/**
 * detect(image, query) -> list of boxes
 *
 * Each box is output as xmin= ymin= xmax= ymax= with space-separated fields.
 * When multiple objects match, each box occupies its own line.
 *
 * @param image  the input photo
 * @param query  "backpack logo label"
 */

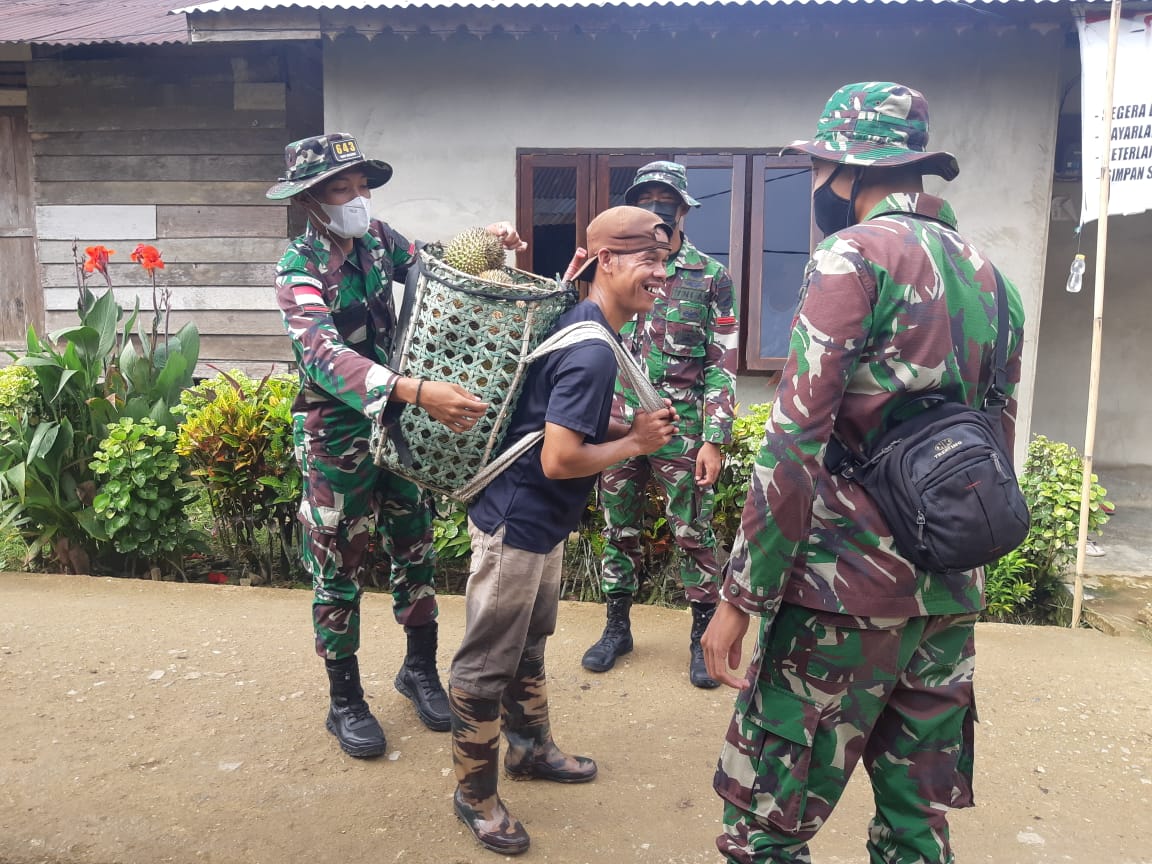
xmin=933 ymin=437 xmax=961 ymax=459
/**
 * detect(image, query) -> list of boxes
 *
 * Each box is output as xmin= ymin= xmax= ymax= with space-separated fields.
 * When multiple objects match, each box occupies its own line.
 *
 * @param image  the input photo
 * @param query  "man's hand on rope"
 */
xmin=628 ymin=399 xmax=679 ymax=456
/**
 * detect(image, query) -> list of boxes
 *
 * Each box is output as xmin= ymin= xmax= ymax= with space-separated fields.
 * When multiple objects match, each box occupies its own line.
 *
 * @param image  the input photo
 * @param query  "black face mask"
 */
xmin=812 ymin=166 xmax=860 ymax=236
xmin=636 ymin=200 xmax=680 ymax=230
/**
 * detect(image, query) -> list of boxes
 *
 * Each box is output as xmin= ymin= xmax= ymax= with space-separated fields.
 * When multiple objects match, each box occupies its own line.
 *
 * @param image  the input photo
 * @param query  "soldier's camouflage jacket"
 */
xmin=721 ymin=193 xmax=1025 ymax=621
xmin=275 ymin=219 xmax=415 ymax=426
xmin=615 ymin=236 xmax=739 ymax=443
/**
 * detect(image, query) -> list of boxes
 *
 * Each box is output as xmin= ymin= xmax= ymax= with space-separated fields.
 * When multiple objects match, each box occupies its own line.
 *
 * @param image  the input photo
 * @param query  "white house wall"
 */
xmin=1032 ymin=182 xmax=1152 ymax=466
xmin=325 ymin=25 xmax=1062 ymax=463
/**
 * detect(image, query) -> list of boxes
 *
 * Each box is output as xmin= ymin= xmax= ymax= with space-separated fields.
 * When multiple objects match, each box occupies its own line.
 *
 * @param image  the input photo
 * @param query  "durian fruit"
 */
xmin=478 ymin=268 xmax=513 ymax=285
xmin=442 ymin=227 xmax=506 ymax=276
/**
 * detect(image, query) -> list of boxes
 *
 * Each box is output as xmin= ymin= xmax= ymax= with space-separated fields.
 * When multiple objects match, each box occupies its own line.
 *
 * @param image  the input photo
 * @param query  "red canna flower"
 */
xmin=83 ymin=245 xmax=115 ymax=280
xmin=130 ymin=244 xmax=164 ymax=272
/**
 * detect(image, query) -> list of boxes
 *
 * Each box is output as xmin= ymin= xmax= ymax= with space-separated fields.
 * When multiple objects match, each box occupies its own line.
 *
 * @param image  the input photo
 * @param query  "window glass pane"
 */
xmin=531 ymin=166 xmax=577 ymax=280
xmin=608 ymin=166 xmax=638 ymax=208
xmin=760 ymin=166 xmax=812 ymax=360
xmin=684 ymin=167 xmax=732 ymax=270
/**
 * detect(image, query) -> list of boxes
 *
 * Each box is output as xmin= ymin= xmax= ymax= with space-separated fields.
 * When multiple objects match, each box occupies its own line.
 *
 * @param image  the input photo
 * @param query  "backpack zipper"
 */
xmin=990 ymin=450 xmax=1008 ymax=479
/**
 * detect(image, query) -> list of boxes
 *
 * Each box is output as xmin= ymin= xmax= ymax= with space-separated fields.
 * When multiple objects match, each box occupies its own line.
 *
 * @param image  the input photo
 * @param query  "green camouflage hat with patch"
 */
xmin=784 ymin=82 xmax=959 ymax=181
xmin=625 ymin=161 xmax=701 ymax=208
xmin=265 ymin=132 xmax=393 ymax=200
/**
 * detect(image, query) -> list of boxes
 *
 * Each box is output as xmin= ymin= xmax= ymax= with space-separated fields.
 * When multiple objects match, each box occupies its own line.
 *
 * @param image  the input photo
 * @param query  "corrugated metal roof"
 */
xmin=0 ymin=1 xmax=188 ymax=46
xmin=174 ymin=0 xmax=1106 ymax=11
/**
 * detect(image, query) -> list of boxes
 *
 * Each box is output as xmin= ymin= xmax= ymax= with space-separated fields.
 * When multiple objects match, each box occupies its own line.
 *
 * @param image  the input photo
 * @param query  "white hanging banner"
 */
xmin=1078 ymin=10 xmax=1152 ymax=222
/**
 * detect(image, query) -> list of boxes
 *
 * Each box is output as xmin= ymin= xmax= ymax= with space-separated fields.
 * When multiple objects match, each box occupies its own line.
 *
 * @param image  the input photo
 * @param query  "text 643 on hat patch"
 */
xmin=332 ymin=139 xmax=361 ymax=162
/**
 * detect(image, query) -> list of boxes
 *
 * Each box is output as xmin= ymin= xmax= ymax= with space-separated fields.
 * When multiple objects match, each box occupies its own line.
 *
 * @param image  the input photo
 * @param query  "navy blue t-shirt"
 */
xmin=469 ymin=301 xmax=619 ymax=553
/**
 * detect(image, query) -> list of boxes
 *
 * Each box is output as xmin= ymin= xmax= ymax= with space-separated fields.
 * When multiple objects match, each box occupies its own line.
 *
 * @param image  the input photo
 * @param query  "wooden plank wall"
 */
xmin=25 ymin=42 xmax=322 ymax=379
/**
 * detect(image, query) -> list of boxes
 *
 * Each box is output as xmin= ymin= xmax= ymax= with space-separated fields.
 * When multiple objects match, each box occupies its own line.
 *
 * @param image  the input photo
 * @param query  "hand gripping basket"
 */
xmin=370 ymin=245 xmax=576 ymax=500
xmin=370 ymin=245 xmax=664 ymax=501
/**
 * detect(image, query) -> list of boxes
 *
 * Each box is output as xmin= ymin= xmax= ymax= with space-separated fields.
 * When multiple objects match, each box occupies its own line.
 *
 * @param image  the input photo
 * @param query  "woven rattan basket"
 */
xmin=370 ymin=244 xmax=577 ymax=499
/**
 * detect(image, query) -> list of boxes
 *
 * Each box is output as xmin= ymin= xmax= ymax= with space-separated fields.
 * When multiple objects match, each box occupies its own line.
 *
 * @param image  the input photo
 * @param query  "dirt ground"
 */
xmin=1 ymin=572 xmax=1151 ymax=864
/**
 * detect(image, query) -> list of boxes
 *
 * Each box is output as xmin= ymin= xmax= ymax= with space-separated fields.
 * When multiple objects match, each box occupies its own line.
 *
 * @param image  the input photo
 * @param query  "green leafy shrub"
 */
xmin=983 ymin=435 xmax=1113 ymax=622
xmin=1018 ymin=435 xmax=1112 ymax=576
xmin=0 ymin=366 xmax=44 ymax=569
xmin=433 ymin=498 xmax=472 ymax=562
xmin=175 ymin=370 xmax=301 ymax=584
xmin=983 ymin=549 xmax=1036 ymax=619
xmin=0 ymin=523 xmax=28 ymax=570
xmin=714 ymin=401 xmax=774 ymax=548
xmin=0 ymin=243 xmax=198 ymax=574
xmin=88 ymin=417 xmax=204 ymax=574
xmin=0 ymin=365 xmax=42 ymax=429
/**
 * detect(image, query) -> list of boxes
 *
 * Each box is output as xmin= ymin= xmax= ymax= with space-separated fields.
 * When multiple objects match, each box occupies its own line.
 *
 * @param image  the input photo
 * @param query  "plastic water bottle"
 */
xmin=1066 ymin=253 xmax=1085 ymax=294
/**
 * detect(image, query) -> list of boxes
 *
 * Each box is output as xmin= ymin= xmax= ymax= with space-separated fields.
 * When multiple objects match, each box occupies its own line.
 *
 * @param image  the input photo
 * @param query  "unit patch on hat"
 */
xmin=331 ymin=138 xmax=361 ymax=163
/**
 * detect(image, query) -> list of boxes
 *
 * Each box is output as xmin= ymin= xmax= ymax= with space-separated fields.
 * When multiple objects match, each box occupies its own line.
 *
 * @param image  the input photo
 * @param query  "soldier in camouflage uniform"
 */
xmin=581 ymin=162 xmax=739 ymax=689
xmin=701 ymin=84 xmax=1025 ymax=863
xmin=268 ymin=133 xmax=524 ymax=759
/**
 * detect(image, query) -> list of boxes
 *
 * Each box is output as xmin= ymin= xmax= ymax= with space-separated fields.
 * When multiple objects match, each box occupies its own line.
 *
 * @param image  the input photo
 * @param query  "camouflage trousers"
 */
xmin=715 ymin=603 xmax=978 ymax=864
xmin=598 ymin=435 xmax=719 ymax=603
xmin=295 ymin=415 xmax=437 ymax=661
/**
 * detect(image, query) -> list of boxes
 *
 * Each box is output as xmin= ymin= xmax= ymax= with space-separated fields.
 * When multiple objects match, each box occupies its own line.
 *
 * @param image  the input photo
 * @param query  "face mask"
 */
xmin=313 ymin=195 xmax=371 ymax=239
xmin=636 ymin=200 xmax=681 ymax=230
xmin=812 ymin=168 xmax=855 ymax=236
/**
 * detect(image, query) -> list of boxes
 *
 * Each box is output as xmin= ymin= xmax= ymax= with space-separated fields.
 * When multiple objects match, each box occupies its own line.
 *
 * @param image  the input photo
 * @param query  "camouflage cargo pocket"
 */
xmin=653 ymin=303 xmax=707 ymax=358
xmin=296 ymin=447 xmax=342 ymax=537
xmin=714 ymin=681 xmax=823 ymax=833
xmin=951 ymin=698 xmax=977 ymax=808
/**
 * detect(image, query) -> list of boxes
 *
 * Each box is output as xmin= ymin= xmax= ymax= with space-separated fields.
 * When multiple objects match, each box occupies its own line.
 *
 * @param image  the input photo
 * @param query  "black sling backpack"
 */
xmin=824 ymin=267 xmax=1030 ymax=574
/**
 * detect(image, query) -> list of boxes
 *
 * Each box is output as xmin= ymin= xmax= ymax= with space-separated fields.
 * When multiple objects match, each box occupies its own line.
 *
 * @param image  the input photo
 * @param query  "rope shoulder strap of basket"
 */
xmin=455 ymin=320 xmax=664 ymax=502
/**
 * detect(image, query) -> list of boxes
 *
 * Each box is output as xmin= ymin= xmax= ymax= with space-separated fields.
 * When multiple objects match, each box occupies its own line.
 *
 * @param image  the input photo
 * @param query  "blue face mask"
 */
xmin=812 ymin=166 xmax=856 ymax=236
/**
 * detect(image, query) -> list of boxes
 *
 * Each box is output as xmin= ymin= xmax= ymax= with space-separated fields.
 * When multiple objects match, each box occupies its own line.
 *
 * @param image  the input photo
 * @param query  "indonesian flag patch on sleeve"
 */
xmin=290 ymin=278 xmax=327 ymax=310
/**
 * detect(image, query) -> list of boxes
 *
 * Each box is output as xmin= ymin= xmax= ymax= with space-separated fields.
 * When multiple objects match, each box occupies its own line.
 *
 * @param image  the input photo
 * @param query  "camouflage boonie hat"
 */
xmin=784 ymin=82 xmax=959 ymax=181
xmin=625 ymin=161 xmax=701 ymax=208
xmin=265 ymin=132 xmax=393 ymax=200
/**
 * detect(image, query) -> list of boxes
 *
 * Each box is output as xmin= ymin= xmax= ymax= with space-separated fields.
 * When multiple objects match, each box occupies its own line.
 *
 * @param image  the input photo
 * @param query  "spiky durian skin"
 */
xmin=477 ymin=268 xmax=513 ymax=285
xmin=442 ymin=227 xmax=506 ymax=275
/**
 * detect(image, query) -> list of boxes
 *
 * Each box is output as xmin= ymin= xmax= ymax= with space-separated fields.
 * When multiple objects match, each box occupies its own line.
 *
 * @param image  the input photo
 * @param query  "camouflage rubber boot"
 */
xmin=450 ymin=686 xmax=530 ymax=856
xmin=580 ymin=594 xmax=634 ymax=673
xmin=395 ymin=622 xmax=451 ymax=732
xmin=325 ymin=655 xmax=387 ymax=758
xmin=502 ymin=654 xmax=597 ymax=783
xmin=689 ymin=602 xmax=720 ymax=689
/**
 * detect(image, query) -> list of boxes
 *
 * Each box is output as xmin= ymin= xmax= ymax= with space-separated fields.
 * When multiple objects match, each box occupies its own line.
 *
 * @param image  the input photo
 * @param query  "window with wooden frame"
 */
xmin=516 ymin=150 xmax=813 ymax=373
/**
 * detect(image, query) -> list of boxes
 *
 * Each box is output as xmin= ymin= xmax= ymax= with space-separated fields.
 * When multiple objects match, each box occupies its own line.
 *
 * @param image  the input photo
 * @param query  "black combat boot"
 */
xmin=394 ymin=622 xmax=451 ymax=732
xmin=689 ymin=602 xmax=720 ymax=689
xmin=581 ymin=594 xmax=634 ymax=673
xmin=325 ymin=655 xmax=386 ymax=758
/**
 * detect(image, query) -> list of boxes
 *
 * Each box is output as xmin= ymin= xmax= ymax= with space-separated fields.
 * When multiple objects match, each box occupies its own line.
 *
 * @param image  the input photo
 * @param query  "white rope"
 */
xmin=455 ymin=321 xmax=663 ymax=501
